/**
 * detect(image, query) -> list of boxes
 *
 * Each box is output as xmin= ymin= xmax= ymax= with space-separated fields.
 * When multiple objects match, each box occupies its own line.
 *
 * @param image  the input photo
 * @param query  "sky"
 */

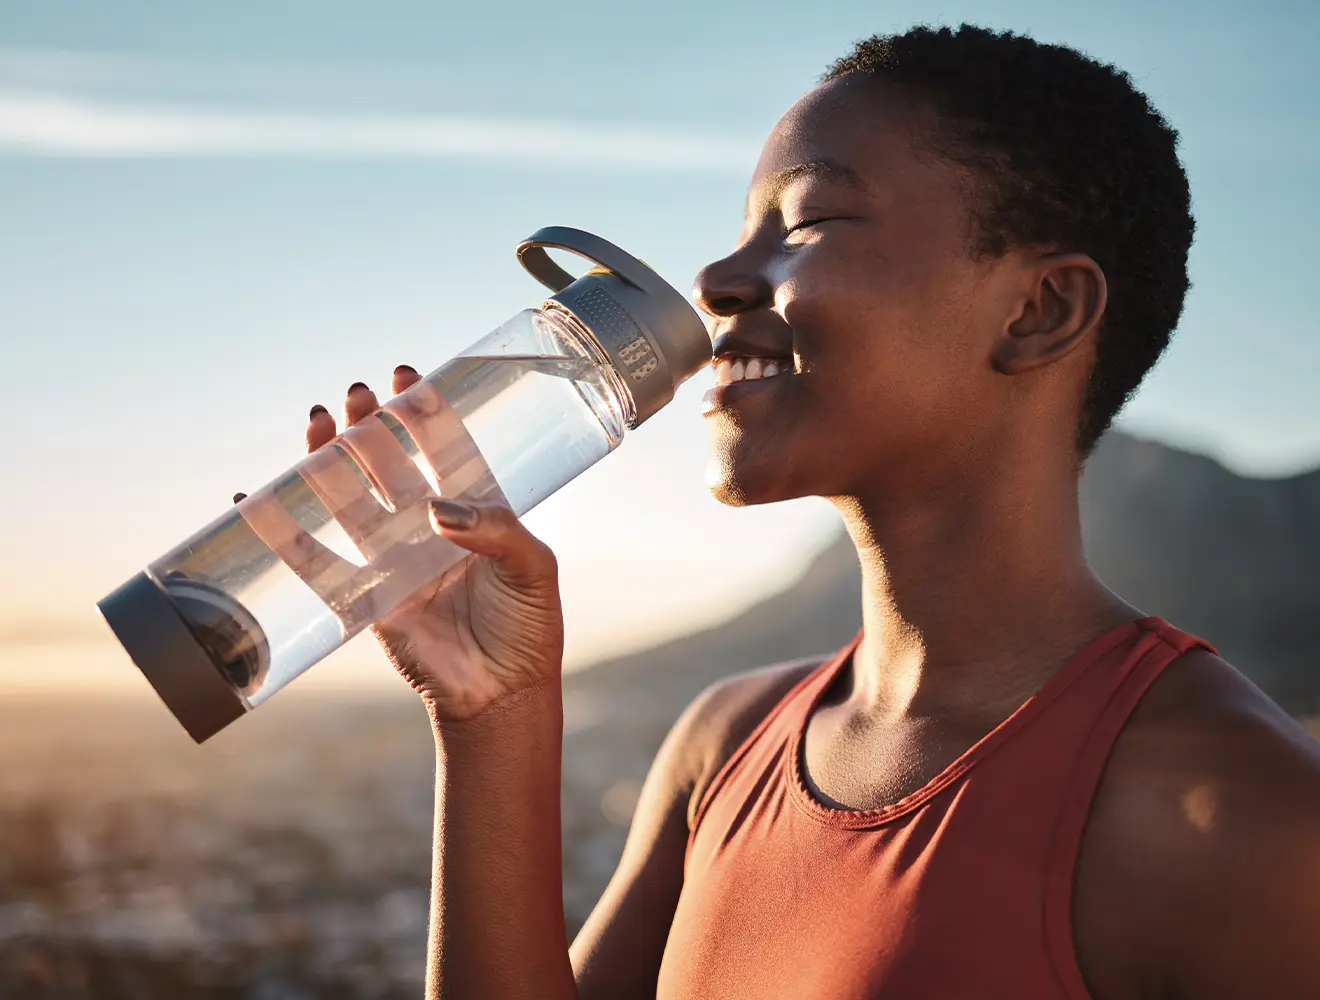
xmin=0 ymin=0 xmax=1316 ymax=697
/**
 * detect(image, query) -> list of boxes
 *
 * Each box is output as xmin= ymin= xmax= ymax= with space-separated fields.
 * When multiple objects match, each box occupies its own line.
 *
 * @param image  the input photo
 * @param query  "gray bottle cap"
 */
xmin=517 ymin=227 xmax=711 ymax=427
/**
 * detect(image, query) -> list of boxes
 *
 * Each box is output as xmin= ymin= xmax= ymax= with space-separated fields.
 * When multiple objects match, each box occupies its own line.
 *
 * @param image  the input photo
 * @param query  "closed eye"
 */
xmin=785 ymin=217 xmax=841 ymax=235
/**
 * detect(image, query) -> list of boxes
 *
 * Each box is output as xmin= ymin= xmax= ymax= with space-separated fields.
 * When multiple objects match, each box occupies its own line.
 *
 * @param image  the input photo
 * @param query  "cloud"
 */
xmin=0 ymin=91 xmax=760 ymax=173
xmin=0 ymin=45 xmax=467 ymax=100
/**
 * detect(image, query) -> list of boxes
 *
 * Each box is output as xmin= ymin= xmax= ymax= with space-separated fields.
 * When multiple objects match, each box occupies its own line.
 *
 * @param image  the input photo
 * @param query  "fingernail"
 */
xmin=309 ymin=404 xmax=328 ymax=419
xmin=429 ymin=499 xmax=478 ymax=532
xmin=233 ymin=492 xmax=247 ymax=504
xmin=347 ymin=382 xmax=369 ymax=394
xmin=394 ymin=364 xmax=417 ymax=375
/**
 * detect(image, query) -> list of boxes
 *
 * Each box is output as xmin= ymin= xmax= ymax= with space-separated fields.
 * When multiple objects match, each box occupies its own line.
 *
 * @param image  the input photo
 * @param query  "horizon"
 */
xmin=1 ymin=426 xmax=1314 ymax=700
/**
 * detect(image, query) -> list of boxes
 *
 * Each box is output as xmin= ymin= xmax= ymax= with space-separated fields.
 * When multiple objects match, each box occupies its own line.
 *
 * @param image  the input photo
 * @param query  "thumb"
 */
xmin=427 ymin=500 xmax=557 ymax=587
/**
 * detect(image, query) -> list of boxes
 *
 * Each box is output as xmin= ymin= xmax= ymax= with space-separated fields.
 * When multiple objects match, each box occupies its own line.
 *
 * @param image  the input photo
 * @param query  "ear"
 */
xmin=991 ymin=253 xmax=1107 ymax=375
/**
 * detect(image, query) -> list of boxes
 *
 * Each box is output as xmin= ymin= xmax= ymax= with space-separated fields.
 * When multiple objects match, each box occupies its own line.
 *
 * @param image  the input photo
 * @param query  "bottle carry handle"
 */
xmin=516 ymin=226 xmax=664 ymax=298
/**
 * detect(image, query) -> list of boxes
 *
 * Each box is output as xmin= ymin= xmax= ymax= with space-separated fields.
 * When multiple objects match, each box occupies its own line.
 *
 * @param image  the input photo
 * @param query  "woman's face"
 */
xmin=696 ymin=77 xmax=1027 ymax=508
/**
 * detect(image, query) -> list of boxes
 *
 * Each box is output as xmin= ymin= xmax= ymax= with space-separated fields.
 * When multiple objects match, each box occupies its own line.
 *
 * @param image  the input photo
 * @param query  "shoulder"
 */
xmin=1082 ymin=645 xmax=1320 ymax=997
xmin=663 ymin=655 xmax=828 ymax=829
xmin=1100 ymin=646 xmax=1320 ymax=837
xmin=569 ymin=654 xmax=831 ymax=986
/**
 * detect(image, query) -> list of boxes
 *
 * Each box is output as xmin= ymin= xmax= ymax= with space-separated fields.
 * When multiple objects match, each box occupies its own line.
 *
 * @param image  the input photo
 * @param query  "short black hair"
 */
xmin=823 ymin=24 xmax=1194 ymax=456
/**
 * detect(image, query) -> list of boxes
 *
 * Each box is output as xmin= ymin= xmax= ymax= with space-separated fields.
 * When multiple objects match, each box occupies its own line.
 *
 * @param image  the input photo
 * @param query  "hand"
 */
xmin=235 ymin=365 xmax=565 ymax=723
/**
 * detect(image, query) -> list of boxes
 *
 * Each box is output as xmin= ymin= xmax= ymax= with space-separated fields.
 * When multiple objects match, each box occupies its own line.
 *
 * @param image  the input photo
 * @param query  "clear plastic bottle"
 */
xmin=98 ymin=228 xmax=709 ymax=742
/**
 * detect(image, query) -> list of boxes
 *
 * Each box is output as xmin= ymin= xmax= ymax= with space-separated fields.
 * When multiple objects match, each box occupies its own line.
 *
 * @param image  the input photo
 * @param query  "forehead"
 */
xmin=748 ymin=77 xmax=960 ymax=209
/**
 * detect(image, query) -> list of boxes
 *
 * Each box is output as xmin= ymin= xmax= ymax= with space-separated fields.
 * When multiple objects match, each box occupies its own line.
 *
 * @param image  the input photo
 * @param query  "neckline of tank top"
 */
xmin=783 ymin=616 xmax=1166 ymax=830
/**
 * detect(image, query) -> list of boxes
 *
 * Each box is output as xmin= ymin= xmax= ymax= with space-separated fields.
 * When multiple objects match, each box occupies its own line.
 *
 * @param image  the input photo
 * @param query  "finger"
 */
xmin=306 ymin=404 xmax=336 ymax=453
xmin=345 ymin=382 xmax=379 ymax=427
xmin=391 ymin=364 xmax=421 ymax=396
xmin=344 ymin=413 xmax=431 ymax=511
xmin=427 ymin=501 xmax=557 ymax=586
xmin=233 ymin=492 xmax=247 ymax=504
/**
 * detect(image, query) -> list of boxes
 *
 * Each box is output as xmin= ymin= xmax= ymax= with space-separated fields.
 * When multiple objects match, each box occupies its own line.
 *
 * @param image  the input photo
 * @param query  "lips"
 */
xmin=710 ymin=326 xmax=793 ymax=364
xmin=704 ymin=326 xmax=796 ymax=415
xmin=702 ymin=354 xmax=793 ymax=416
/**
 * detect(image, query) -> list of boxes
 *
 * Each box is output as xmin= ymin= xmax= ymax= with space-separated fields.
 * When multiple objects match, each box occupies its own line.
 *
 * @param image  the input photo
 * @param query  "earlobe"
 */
xmin=992 ymin=254 xmax=1107 ymax=375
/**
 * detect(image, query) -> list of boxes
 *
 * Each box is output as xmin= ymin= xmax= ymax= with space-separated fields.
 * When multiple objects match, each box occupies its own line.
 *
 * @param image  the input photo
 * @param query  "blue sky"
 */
xmin=0 ymin=0 xmax=1316 ymax=690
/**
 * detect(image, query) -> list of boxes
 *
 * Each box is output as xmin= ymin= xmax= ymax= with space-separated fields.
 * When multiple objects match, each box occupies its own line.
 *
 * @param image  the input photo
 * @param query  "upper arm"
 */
xmin=1084 ymin=649 xmax=1320 ymax=999
xmin=1190 ymin=803 xmax=1320 ymax=998
xmin=570 ymin=659 xmax=819 ymax=1000
xmin=1165 ymin=711 xmax=1320 ymax=998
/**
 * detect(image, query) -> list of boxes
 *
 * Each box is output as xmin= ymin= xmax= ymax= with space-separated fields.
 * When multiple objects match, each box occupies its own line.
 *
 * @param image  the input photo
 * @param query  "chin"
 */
xmin=704 ymin=449 xmax=804 ymax=508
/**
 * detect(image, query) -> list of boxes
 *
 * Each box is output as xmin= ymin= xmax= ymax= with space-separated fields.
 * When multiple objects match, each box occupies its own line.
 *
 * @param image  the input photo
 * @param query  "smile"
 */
xmin=712 ymin=355 xmax=794 ymax=385
xmin=702 ymin=356 xmax=793 ymax=416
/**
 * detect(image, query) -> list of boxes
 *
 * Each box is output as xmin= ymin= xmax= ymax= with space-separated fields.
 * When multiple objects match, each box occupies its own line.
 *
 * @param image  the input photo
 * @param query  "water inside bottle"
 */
xmin=154 ymin=352 xmax=626 ymax=708
xmin=434 ymin=353 xmax=627 ymax=513
xmin=464 ymin=355 xmax=599 ymax=380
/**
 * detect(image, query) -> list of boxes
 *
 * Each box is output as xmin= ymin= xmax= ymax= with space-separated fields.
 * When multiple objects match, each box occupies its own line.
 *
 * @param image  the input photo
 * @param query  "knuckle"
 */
xmin=481 ymin=504 xmax=517 ymax=530
xmin=540 ymin=550 xmax=559 ymax=577
xmin=532 ymin=540 xmax=558 ymax=574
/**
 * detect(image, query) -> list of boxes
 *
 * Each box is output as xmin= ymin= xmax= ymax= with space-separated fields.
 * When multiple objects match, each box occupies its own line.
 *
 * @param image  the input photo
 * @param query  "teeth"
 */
xmin=713 ymin=356 xmax=789 ymax=385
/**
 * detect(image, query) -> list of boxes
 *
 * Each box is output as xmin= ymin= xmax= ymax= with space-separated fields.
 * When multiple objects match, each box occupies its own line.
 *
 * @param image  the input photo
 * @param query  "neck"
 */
xmin=830 ymin=450 xmax=1136 ymax=719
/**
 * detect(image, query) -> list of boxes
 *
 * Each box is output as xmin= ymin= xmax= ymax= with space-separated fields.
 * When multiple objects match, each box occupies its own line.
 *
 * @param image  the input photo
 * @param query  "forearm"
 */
xmin=426 ymin=681 xmax=576 ymax=1000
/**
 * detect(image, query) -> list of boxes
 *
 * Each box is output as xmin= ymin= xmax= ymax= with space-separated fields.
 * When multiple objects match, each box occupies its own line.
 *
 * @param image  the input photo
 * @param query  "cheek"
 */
xmin=779 ymin=254 xmax=992 ymax=430
xmin=777 ymin=249 xmax=951 ymax=373
xmin=774 ymin=251 xmax=900 ymax=365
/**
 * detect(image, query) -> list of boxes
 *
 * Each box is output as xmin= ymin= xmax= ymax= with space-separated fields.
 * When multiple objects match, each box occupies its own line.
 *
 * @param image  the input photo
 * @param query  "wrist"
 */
xmin=427 ymin=679 xmax=564 ymax=743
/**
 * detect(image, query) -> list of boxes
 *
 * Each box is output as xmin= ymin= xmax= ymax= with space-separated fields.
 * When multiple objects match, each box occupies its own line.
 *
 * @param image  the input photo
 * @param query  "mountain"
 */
xmin=568 ymin=429 xmax=1320 ymax=714
xmin=557 ymin=430 xmax=1320 ymax=927
xmin=1082 ymin=432 xmax=1320 ymax=711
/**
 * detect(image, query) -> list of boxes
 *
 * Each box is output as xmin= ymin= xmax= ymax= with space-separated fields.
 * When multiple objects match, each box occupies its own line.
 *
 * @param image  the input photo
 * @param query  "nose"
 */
xmin=692 ymin=251 xmax=772 ymax=320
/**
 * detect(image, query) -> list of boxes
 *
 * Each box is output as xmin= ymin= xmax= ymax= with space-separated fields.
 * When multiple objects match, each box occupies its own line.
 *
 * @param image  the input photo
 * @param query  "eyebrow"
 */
xmin=747 ymin=158 xmax=871 ymax=213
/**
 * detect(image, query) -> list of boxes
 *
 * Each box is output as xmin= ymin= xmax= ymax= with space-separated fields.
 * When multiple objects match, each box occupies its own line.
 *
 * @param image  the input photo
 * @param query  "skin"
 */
xmin=251 ymin=75 xmax=1320 ymax=999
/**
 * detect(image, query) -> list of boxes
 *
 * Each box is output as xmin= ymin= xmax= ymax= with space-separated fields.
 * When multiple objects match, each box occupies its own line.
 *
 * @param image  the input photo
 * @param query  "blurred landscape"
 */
xmin=0 ymin=430 xmax=1317 ymax=998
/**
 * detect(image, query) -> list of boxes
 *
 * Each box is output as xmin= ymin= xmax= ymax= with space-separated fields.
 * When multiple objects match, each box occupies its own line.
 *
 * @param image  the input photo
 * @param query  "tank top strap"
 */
xmin=687 ymin=633 xmax=862 ymax=849
xmin=1044 ymin=617 xmax=1215 ymax=998
xmin=1137 ymin=616 xmax=1215 ymax=656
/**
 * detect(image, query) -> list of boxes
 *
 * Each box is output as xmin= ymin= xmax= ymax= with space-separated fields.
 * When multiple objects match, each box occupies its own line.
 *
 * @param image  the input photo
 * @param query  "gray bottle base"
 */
xmin=98 ymin=572 xmax=249 ymax=743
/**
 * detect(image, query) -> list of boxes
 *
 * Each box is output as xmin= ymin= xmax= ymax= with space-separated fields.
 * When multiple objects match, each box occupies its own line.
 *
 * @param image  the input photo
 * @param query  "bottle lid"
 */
xmin=516 ymin=227 xmax=711 ymax=427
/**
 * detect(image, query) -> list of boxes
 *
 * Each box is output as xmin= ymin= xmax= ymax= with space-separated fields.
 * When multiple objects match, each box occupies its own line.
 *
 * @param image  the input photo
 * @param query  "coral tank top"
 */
xmin=656 ymin=617 xmax=1212 ymax=999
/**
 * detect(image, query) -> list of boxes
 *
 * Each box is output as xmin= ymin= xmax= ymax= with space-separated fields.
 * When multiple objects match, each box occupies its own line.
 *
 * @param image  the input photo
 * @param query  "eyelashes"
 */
xmin=784 ymin=217 xmax=839 ymax=235
xmin=782 ymin=215 xmax=861 ymax=243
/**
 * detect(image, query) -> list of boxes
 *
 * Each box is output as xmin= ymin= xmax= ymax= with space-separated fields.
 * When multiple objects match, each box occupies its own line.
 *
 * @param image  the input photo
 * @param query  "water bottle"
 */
xmin=98 ymin=227 xmax=710 ymax=742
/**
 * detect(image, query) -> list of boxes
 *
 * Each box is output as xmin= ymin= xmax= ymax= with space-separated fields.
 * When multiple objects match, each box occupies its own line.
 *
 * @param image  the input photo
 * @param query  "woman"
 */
xmin=269 ymin=24 xmax=1320 ymax=1000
